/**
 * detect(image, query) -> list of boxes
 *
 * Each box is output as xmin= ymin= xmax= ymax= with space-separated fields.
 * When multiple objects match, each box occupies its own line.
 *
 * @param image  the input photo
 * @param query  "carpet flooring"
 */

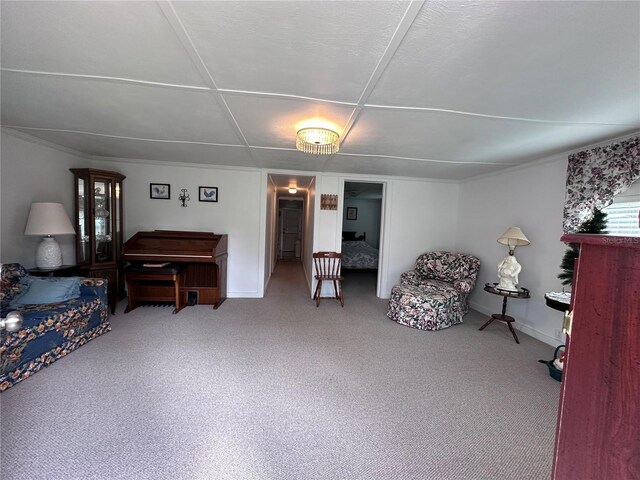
xmin=0 ymin=262 xmax=560 ymax=480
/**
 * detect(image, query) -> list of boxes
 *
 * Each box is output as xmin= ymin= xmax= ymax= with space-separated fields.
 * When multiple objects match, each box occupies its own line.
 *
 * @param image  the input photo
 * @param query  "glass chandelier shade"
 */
xmin=296 ymin=127 xmax=339 ymax=155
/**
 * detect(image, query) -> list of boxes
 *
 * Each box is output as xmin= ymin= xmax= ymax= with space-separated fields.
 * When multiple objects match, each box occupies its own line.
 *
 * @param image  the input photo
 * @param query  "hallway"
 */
xmin=264 ymin=260 xmax=310 ymax=298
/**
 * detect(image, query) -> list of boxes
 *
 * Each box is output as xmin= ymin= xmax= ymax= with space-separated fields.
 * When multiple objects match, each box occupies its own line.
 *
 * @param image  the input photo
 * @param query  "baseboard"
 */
xmin=228 ymin=292 xmax=263 ymax=298
xmin=469 ymin=300 xmax=560 ymax=347
xmin=514 ymin=322 xmax=561 ymax=347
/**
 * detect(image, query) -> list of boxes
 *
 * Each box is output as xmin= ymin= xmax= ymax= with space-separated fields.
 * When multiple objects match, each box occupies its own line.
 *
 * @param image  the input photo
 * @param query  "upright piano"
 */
xmin=121 ymin=230 xmax=227 ymax=313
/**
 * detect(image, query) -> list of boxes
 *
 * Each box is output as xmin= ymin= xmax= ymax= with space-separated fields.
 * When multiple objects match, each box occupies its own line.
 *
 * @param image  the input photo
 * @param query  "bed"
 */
xmin=341 ymin=231 xmax=379 ymax=269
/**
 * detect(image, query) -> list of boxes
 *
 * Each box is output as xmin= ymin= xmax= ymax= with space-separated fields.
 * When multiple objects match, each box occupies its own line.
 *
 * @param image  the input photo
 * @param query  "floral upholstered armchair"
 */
xmin=387 ymin=251 xmax=481 ymax=331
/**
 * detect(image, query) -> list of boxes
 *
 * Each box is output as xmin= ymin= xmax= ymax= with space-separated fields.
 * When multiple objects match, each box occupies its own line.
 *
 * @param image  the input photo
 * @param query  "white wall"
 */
xmin=343 ymin=198 xmax=382 ymax=248
xmin=311 ymin=176 xmax=343 ymax=297
xmin=382 ymin=178 xmax=459 ymax=296
xmin=456 ymin=156 xmax=569 ymax=345
xmin=92 ymin=159 xmax=264 ymax=297
xmin=264 ymin=175 xmax=277 ymax=289
xmin=314 ymin=175 xmax=343 ymax=252
xmin=0 ymin=131 xmax=90 ymax=267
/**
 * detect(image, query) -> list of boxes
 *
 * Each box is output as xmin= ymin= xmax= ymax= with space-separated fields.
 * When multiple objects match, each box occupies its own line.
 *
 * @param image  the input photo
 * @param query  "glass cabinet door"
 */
xmin=93 ymin=178 xmax=113 ymax=263
xmin=77 ymin=177 xmax=91 ymax=264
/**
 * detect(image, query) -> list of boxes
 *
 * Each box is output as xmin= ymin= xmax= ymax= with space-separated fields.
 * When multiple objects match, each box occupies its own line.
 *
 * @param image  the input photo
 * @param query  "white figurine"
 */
xmin=497 ymin=255 xmax=521 ymax=291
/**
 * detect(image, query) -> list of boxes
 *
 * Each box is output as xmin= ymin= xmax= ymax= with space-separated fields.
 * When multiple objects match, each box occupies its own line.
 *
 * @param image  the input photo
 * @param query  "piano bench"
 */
xmin=124 ymin=263 xmax=188 ymax=314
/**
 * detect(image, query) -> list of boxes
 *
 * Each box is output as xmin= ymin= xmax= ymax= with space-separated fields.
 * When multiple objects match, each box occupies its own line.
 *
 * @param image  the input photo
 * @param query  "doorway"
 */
xmin=278 ymin=198 xmax=303 ymax=260
xmin=342 ymin=181 xmax=384 ymax=297
xmin=264 ymin=174 xmax=316 ymax=298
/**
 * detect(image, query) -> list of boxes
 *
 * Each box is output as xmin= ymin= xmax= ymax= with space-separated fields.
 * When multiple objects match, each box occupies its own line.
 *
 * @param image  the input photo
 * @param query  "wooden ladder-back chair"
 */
xmin=313 ymin=252 xmax=344 ymax=307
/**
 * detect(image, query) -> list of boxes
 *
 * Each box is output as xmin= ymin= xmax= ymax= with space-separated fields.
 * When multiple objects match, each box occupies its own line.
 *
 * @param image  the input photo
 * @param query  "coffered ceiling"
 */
xmin=1 ymin=1 xmax=639 ymax=180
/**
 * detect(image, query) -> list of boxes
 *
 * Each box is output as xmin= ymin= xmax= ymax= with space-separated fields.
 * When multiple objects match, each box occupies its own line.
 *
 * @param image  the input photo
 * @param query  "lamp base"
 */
xmin=36 ymin=236 xmax=63 ymax=269
xmin=497 ymin=254 xmax=522 ymax=292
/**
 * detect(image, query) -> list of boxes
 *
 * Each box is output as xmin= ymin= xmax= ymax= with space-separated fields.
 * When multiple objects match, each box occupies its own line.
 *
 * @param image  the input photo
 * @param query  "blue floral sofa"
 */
xmin=0 ymin=263 xmax=110 ymax=391
xmin=387 ymin=251 xmax=481 ymax=331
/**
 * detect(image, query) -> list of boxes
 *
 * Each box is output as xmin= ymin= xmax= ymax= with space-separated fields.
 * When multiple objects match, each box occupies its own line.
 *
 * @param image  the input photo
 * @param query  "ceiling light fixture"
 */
xmin=288 ymin=187 xmax=298 ymax=194
xmin=296 ymin=127 xmax=339 ymax=155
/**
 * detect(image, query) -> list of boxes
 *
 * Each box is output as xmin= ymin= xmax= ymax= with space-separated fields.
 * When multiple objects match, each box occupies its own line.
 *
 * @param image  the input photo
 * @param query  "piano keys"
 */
xmin=122 ymin=230 xmax=227 ymax=313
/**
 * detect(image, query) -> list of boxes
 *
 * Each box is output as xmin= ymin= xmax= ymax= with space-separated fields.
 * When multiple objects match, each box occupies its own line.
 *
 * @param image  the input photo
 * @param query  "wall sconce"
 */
xmin=289 ymin=186 xmax=298 ymax=194
xmin=178 ymin=188 xmax=190 ymax=207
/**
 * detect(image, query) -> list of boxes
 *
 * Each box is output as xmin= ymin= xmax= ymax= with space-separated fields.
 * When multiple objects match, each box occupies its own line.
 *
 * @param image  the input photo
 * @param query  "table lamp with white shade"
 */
xmin=24 ymin=202 xmax=76 ymax=269
xmin=496 ymin=226 xmax=530 ymax=291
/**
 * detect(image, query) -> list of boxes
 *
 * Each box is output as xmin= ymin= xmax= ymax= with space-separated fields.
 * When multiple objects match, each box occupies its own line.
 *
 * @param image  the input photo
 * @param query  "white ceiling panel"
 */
xmin=250 ymin=148 xmax=329 ymax=172
xmin=9 ymin=129 xmax=256 ymax=168
xmin=173 ymin=1 xmax=408 ymax=101
xmin=368 ymin=1 xmax=640 ymax=123
xmin=1 ymin=72 xmax=241 ymax=144
xmin=323 ymin=154 xmax=506 ymax=180
xmin=269 ymin=174 xmax=315 ymax=190
xmin=0 ymin=1 xmax=206 ymax=87
xmin=344 ymin=108 xmax=635 ymax=165
xmin=223 ymin=93 xmax=355 ymax=149
xmin=1 ymin=1 xmax=638 ymax=181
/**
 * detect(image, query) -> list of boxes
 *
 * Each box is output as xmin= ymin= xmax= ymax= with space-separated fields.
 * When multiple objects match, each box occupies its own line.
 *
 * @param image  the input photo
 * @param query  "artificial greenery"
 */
xmin=557 ymin=249 xmax=579 ymax=286
xmin=576 ymin=208 xmax=608 ymax=235
xmin=558 ymin=208 xmax=608 ymax=286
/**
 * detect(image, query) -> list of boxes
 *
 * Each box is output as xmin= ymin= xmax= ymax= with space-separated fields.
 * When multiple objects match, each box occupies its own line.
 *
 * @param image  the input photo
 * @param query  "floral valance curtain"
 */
xmin=563 ymin=135 xmax=640 ymax=233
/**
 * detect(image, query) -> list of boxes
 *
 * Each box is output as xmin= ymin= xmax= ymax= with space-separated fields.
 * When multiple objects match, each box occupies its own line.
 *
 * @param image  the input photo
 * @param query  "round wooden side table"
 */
xmin=480 ymin=283 xmax=530 ymax=344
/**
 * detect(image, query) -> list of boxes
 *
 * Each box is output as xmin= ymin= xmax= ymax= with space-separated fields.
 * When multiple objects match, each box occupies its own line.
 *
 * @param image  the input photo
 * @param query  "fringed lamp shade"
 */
xmin=296 ymin=128 xmax=339 ymax=155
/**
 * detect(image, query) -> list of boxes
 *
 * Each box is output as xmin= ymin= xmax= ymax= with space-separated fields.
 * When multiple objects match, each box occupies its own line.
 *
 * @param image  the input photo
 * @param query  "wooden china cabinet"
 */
xmin=70 ymin=168 xmax=125 ymax=314
xmin=552 ymin=234 xmax=639 ymax=480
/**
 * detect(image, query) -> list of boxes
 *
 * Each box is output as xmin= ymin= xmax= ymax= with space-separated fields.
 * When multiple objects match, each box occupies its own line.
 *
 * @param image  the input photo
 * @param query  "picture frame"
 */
xmin=150 ymin=183 xmax=170 ymax=199
xmin=346 ymin=207 xmax=358 ymax=220
xmin=199 ymin=186 xmax=218 ymax=203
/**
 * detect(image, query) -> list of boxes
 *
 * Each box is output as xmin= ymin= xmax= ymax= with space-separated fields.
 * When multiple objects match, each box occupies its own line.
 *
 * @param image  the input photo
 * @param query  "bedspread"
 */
xmin=342 ymin=240 xmax=379 ymax=269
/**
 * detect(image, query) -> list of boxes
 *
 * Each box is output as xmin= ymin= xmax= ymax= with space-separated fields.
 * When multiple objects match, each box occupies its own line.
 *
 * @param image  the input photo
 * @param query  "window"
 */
xmin=603 ymin=180 xmax=640 ymax=236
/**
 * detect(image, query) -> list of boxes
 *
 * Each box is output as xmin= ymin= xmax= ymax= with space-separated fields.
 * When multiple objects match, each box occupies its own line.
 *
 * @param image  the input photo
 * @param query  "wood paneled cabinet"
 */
xmin=552 ymin=234 xmax=639 ymax=480
xmin=70 ymin=168 xmax=125 ymax=314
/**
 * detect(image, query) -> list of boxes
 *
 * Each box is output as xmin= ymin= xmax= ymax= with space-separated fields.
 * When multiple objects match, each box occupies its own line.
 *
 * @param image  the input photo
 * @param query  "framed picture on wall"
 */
xmin=346 ymin=207 xmax=358 ymax=220
xmin=150 ymin=183 xmax=170 ymax=199
xmin=199 ymin=186 xmax=218 ymax=202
